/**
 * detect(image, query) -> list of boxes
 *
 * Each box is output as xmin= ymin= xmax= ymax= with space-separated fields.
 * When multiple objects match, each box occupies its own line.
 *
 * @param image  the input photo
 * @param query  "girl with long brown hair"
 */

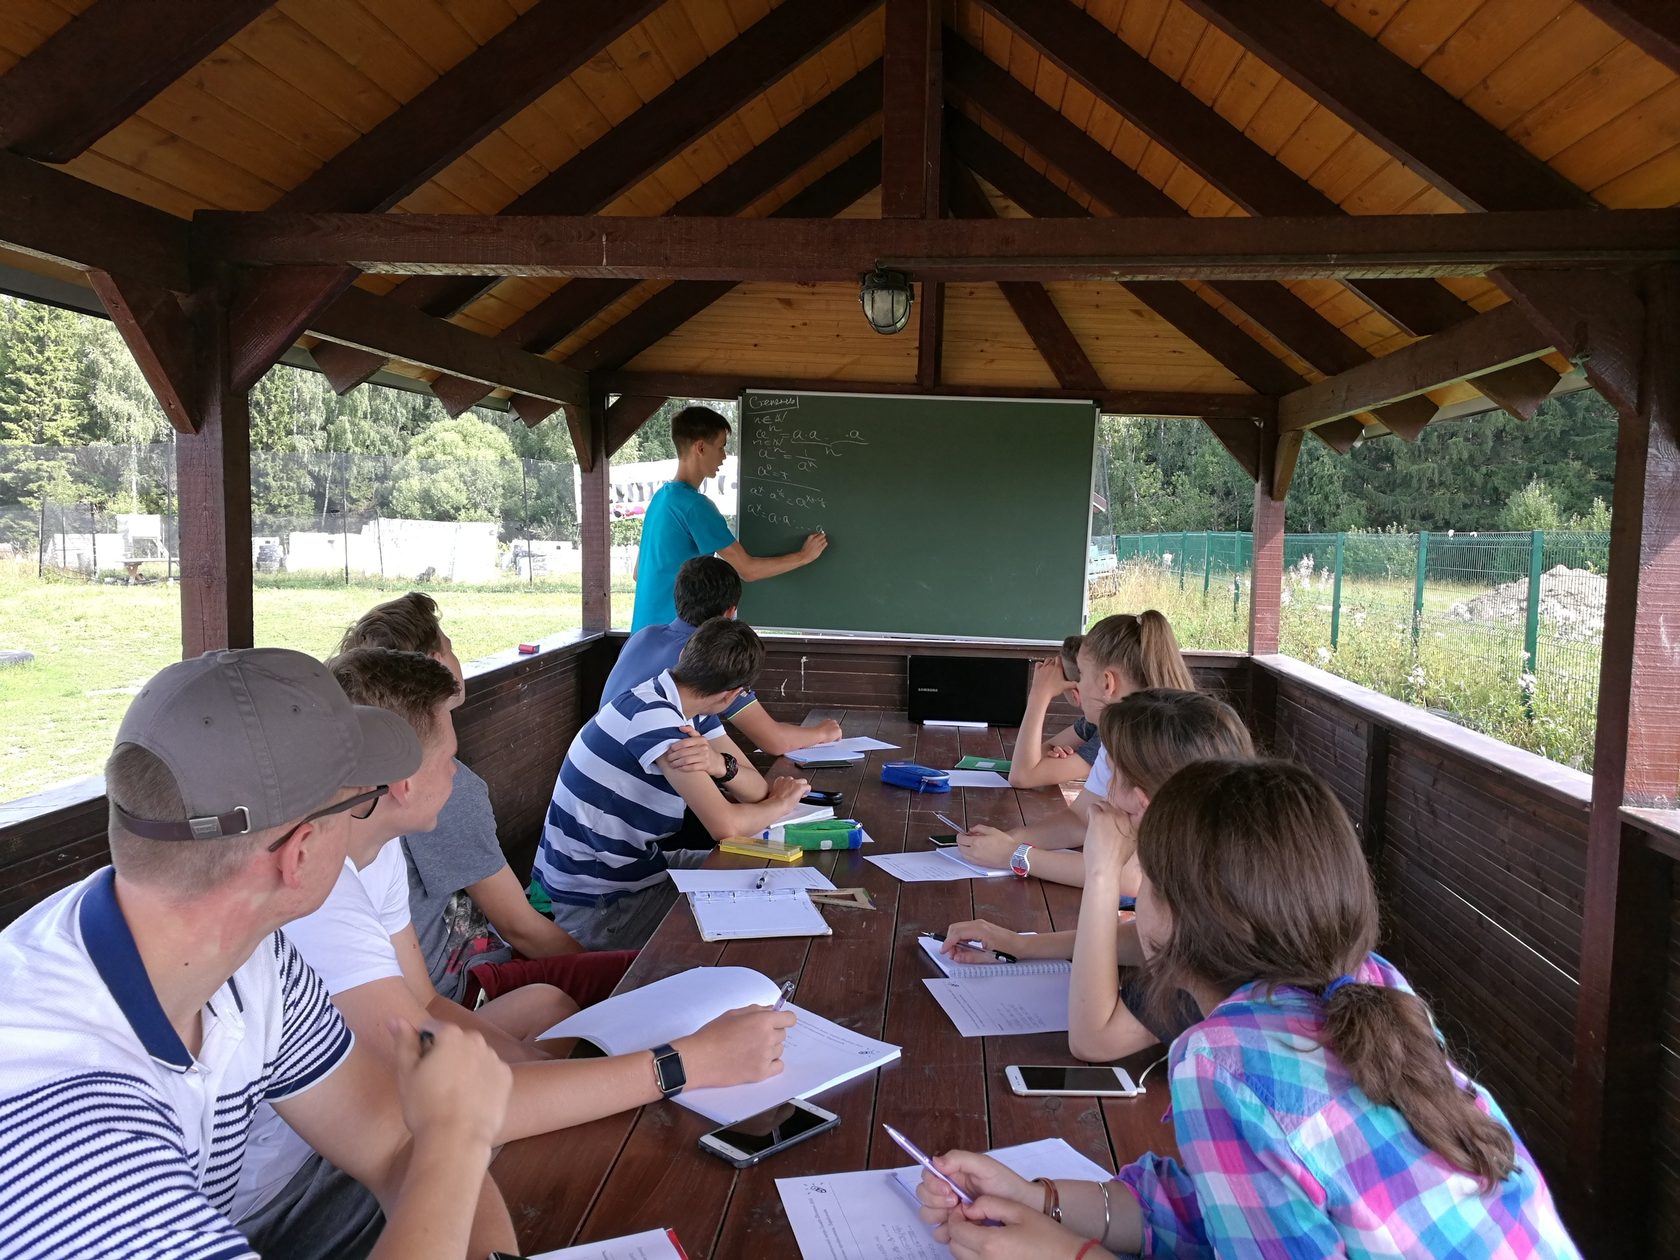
xmin=917 ymin=759 xmax=1579 ymax=1259
xmin=954 ymin=610 xmax=1192 ymax=884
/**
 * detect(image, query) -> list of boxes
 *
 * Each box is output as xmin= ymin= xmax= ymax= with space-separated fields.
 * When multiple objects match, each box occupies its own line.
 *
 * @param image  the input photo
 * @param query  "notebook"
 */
xmin=955 ymin=755 xmax=1012 ymax=773
xmin=917 ymin=934 xmax=1072 ymax=979
xmin=688 ymin=887 xmax=832 ymax=942
xmin=539 ymin=966 xmax=901 ymax=1125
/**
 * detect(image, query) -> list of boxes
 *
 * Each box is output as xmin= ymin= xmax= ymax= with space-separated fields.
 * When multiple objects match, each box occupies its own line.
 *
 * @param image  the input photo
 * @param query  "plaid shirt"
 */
xmin=1117 ymin=954 xmax=1580 ymax=1258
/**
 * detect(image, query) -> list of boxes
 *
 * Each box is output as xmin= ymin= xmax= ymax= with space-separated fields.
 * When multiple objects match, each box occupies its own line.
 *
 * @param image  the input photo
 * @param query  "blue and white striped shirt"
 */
xmin=0 ymin=868 xmax=353 ymax=1260
xmin=533 ymin=670 xmax=726 ymax=906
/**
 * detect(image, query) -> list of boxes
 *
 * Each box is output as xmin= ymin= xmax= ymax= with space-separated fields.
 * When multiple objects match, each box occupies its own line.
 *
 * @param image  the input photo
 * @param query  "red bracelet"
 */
xmin=1073 ymin=1242 xmax=1103 ymax=1260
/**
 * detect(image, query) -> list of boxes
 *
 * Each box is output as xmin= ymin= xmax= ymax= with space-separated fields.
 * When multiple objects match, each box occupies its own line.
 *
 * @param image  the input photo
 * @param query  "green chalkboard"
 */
xmin=736 ymin=390 xmax=1096 ymax=640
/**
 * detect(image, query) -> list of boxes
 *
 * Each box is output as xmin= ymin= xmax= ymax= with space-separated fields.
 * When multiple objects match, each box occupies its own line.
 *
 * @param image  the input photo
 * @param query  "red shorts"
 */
xmin=463 ymin=949 xmax=637 ymax=1011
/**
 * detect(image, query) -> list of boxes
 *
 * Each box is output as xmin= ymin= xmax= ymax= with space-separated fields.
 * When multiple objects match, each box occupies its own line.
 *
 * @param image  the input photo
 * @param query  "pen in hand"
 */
xmin=773 ymin=979 xmax=796 ymax=1011
xmin=919 ymin=930 xmax=1017 ymax=965
xmin=933 ymin=811 xmax=964 ymax=834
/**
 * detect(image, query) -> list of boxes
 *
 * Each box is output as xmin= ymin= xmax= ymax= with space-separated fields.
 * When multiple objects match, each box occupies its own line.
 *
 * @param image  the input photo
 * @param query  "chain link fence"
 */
xmin=1095 ymin=528 xmax=1607 ymax=769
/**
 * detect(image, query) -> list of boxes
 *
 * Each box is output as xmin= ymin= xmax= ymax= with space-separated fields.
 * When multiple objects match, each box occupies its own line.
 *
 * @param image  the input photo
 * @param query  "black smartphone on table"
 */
xmin=698 ymin=1098 xmax=840 ymax=1167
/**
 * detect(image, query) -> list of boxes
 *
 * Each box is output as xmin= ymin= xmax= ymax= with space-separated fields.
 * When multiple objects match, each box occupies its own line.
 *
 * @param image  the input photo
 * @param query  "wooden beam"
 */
xmin=421 ymin=59 xmax=884 ymax=413
xmin=196 ymin=207 xmax=1680 ymax=281
xmin=1180 ymin=0 xmax=1592 ymax=213
xmin=1273 ymin=428 xmax=1305 ymax=500
xmin=0 ymin=151 xmax=189 ymax=291
xmin=603 ymin=395 xmax=670 ymax=459
xmin=883 ymin=0 xmax=941 ymax=219
xmin=1571 ymin=264 xmax=1677 ymax=1254
xmin=1250 ymin=423 xmax=1286 ymax=646
xmin=1312 ymin=417 xmax=1368 ymax=454
xmin=580 ymin=396 xmax=610 ymax=630
xmin=87 ymin=272 xmax=199 ymax=434
xmin=916 ymin=277 xmax=945 ymax=388
xmin=1578 ymin=0 xmax=1680 ymax=75
xmin=1204 ymin=418 xmax=1262 ymax=480
xmin=307 ymin=287 xmax=587 ymax=413
xmin=0 ymin=0 xmax=276 ymax=163
xmin=392 ymin=0 xmax=878 ymax=320
xmin=308 ymin=342 xmax=385 ymax=395
xmin=1499 ymin=269 xmax=1647 ymax=422
xmin=178 ymin=287 xmax=253 ymax=655
xmin=561 ymin=142 xmax=885 ymax=376
xmin=602 ymin=370 xmax=1271 ymax=422
xmin=225 ymin=0 xmax=665 ymax=392
xmin=1279 ymin=303 xmax=1555 ymax=432
xmin=429 ymin=373 xmax=494 ymax=419
xmin=953 ymin=8 xmax=1562 ymax=413
xmin=510 ymin=397 xmax=560 ymax=430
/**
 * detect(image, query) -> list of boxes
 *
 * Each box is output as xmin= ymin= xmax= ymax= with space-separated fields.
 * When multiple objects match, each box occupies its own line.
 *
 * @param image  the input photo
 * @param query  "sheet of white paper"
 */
xmin=923 ymin=974 xmax=1072 ymax=1036
xmin=689 ymin=888 xmax=832 ymax=942
xmin=786 ymin=736 xmax=900 ymax=760
xmin=863 ymin=851 xmax=1012 ymax=883
xmin=942 ymin=769 xmax=1013 ymax=789
xmin=916 ymin=933 xmax=1072 ymax=979
xmin=777 ymin=1139 xmax=1113 ymax=1260
xmin=530 ymin=1228 xmax=687 ymax=1260
xmin=668 ymin=867 xmax=837 ymax=893
xmin=537 ymin=965 xmax=778 ymax=1049
xmin=784 ymin=747 xmax=862 ymax=766
xmin=772 ymin=801 xmax=836 ymax=826
xmin=676 ymin=1004 xmax=901 ymax=1125
xmin=934 ymin=848 xmax=1014 ymax=878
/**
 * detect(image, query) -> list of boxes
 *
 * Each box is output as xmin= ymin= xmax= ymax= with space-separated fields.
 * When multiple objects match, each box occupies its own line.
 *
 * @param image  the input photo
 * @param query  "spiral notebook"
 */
xmin=689 ymin=887 xmax=832 ymax=941
xmin=918 ymin=933 xmax=1072 ymax=978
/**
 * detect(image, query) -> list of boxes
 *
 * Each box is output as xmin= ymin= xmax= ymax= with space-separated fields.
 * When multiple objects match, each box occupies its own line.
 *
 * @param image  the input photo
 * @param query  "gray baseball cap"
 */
xmin=110 ymin=647 xmax=422 ymax=841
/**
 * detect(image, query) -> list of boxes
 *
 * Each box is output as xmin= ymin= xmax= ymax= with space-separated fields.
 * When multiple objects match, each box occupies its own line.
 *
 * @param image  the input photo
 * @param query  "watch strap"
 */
xmin=651 ymin=1042 xmax=686 ymax=1097
xmin=715 ymin=751 xmax=739 ymax=784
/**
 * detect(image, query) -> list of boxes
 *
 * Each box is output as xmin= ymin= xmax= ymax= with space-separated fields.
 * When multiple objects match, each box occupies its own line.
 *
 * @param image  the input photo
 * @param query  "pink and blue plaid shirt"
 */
xmin=1117 ymin=954 xmax=1580 ymax=1258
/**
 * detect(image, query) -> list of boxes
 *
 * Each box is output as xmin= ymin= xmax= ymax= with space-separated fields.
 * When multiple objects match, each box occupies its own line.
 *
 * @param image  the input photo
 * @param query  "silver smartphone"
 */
xmin=697 ymin=1098 xmax=840 ymax=1168
xmin=1006 ymin=1064 xmax=1142 ymax=1098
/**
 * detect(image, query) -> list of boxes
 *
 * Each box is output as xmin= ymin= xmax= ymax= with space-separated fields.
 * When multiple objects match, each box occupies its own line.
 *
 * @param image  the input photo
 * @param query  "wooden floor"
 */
xmin=490 ymin=710 xmax=1176 ymax=1258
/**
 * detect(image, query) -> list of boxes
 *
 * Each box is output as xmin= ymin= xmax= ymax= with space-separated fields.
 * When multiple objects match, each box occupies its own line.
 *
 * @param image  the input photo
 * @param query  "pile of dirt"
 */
xmin=1447 ymin=565 xmax=1605 ymax=641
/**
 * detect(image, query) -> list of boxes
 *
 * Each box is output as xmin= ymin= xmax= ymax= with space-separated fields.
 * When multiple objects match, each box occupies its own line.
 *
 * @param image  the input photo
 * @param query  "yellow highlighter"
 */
xmin=718 ymin=837 xmax=806 ymax=863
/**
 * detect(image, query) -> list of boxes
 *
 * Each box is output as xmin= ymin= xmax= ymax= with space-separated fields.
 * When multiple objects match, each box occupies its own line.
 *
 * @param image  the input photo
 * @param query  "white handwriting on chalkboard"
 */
xmin=747 ymin=394 xmax=798 ymax=413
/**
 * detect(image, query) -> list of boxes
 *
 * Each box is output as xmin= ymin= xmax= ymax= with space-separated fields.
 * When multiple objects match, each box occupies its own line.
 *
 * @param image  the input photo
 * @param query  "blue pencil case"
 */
xmin=880 ymin=761 xmax=951 ymax=793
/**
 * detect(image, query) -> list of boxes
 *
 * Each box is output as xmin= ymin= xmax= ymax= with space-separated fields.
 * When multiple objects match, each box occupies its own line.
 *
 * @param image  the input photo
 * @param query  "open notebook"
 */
xmin=688 ymin=887 xmax=832 ymax=942
xmin=539 ymin=966 xmax=901 ymax=1125
xmin=918 ymin=933 xmax=1072 ymax=979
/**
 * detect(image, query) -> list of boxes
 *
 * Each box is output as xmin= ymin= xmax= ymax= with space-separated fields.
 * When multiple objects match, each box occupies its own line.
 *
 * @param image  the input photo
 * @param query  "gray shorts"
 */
xmin=236 ymin=1152 xmax=382 ymax=1260
xmin=550 ymin=855 xmax=707 ymax=951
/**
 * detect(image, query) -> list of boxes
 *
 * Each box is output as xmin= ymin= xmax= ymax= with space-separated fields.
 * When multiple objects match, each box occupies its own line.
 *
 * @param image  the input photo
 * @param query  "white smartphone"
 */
xmin=1006 ymin=1065 xmax=1142 ymax=1098
xmin=697 ymin=1098 xmax=840 ymax=1168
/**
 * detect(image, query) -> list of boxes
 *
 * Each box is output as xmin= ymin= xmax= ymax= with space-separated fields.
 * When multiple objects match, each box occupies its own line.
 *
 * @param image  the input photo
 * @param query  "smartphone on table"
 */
xmin=928 ymin=833 xmax=961 ymax=848
xmin=1006 ymin=1065 xmax=1142 ymax=1098
xmin=698 ymin=1098 xmax=840 ymax=1167
xmin=802 ymin=790 xmax=843 ymax=807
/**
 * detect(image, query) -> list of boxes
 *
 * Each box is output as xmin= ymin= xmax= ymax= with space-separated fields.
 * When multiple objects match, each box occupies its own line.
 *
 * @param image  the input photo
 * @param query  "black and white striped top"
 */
xmin=0 ymin=868 xmax=353 ymax=1259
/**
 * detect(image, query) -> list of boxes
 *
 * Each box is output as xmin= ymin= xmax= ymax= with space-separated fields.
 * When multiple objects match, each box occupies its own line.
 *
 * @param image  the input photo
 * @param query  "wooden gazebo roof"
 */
xmin=2 ymin=0 xmax=1678 ymax=486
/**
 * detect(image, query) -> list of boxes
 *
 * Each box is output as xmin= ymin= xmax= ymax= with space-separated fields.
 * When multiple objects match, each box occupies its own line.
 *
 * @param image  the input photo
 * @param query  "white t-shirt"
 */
xmin=232 ymin=838 xmax=413 ymax=1222
xmin=0 ymin=868 xmax=353 ymax=1259
xmin=1085 ymin=747 xmax=1112 ymax=798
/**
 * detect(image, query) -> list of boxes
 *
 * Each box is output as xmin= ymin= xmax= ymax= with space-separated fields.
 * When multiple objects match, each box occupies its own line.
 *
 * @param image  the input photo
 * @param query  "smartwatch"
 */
xmin=1010 ymin=843 xmax=1034 ymax=879
xmin=713 ymin=752 xmax=739 ymax=784
xmin=651 ymin=1042 xmax=687 ymax=1098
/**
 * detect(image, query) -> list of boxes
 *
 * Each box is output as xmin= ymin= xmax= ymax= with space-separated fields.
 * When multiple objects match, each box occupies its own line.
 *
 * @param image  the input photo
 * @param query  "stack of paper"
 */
xmin=863 ymin=850 xmax=1012 ymax=883
xmin=540 ymin=967 xmax=901 ymax=1125
xmin=785 ymin=736 xmax=900 ymax=766
xmin=776 ymin=1138 xmax=1113 ymax=1260
xmin=531 ymin=1228 xmax=688 ymax=1260
xmin=917 ymin=934 xmax=1071 ymax=980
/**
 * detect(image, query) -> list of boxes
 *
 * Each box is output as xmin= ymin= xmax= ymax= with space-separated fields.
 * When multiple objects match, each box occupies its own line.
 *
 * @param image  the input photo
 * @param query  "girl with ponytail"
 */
xmin=955 ymin=611 xmax=1194 ymax=883
xmin=916 ymin=759 xmax=1579 ymax=1259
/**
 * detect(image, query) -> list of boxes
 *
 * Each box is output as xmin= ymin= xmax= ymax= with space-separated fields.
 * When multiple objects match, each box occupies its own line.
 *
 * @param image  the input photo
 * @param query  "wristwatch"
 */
xmin=651 ymin=1042 xmax=687 ymax=1098
xmin=712 ymin=752 xmax=739 ymax=784
xmin=1010 ymin=843 xmax=1034 ymax=879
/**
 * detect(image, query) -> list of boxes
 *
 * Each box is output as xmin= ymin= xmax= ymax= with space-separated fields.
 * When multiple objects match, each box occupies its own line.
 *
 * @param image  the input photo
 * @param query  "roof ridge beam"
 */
xmin=0 ymin=0 xmax=277 ymax=163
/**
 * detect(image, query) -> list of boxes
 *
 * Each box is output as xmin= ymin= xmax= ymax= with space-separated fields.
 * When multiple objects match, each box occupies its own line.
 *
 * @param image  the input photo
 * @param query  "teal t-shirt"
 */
xmin=630 ymin=480 xmax=736 ymax=630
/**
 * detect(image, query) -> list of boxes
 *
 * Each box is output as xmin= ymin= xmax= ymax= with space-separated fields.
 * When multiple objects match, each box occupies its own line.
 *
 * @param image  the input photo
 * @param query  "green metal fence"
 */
xmin=1095 ymin=529 xmax=1607 ymax=770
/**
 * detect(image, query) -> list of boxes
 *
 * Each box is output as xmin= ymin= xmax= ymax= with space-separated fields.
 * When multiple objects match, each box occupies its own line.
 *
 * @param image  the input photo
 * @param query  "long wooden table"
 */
xmin=491 ymin=711 xmax=1177 ymax=1257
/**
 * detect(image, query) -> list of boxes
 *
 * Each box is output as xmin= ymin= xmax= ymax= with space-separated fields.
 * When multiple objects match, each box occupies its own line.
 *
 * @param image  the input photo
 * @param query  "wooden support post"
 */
xmin=1249 ymin=421 xmax=1285 ymax=656
xmin=580 ymin=396 xmax=612 ymax=632
xmin=176 ymin=289 xmax=253 ymax=656
xmin=1570 ymin=264 xmax=1680 ymax=1253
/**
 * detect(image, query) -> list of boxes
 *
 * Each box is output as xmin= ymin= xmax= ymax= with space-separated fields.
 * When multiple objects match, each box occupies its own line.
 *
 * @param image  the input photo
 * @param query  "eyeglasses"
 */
xmin=267 ymin=785 xmax=389 ymax=853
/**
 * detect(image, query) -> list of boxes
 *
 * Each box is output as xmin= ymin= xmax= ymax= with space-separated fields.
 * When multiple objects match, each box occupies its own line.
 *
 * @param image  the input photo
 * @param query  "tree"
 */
xmin=1501 ymin=477 xmax=1562 ymax=532
xmin=389 ymin=415 xmax=517 ymax=522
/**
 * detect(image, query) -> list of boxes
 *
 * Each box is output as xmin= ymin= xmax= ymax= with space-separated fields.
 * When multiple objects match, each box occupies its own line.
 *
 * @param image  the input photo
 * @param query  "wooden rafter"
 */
xmin=968 ymin=0 xmax=1562 ymax=418
xmin=225 ymin=0 xmax=666 ymax=391
xmin=0 ymin=0 xmax=277 ymax=163
xmin=1279 ymin=304 xmax=1555 ymax=433
xmin=1577 ymin=0 xmax=1680 ymax=75
xmin=1503 ymin=269 xmax=1648 ymax=424
xmin=0 ymin=152 xmax=188 ymax=291
xmin=416 ymin=60 xmax=885 ymax=413
xmin=195 ymin=208 xmax=1680 ymax=281
xmin=947 ymin=109 xmax=1438 ymax=437
xmin=883 ymin=0 xmax=944 ymax=385
xmin=602 ymin=370 xmax=1271 ymax=423
xmin=945 ymin=162 xmax=1100 ymax=393
xmin=308 ymin=341 xmax=387 ymax=396
xmin=391 ymin=0 xmax=878 ymax=321
xmin=87 ymin=272 xmax=199 ymax=434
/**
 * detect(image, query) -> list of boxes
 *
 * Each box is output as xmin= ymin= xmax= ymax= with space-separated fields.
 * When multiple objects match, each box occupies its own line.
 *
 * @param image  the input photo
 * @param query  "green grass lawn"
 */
xmin=0 ymin=564 xmax=635 ymax=803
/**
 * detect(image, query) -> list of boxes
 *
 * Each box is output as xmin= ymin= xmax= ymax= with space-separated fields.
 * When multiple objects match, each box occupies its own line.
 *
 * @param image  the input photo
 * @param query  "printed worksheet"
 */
xmin=941 ymin=770 xmax=1013 ymax=789
xmin=922 ymin=973 xmax=1072 ymax=1036
xmin=863 ymin=851 xmax=1011 ymax=883
xmin=668 ymin=867 xmax=837 ymax=893
xmin=531 ymin=1228 xmax=688 ymax=1259
xmin=786 ymin=736 xmax=901 ymax=763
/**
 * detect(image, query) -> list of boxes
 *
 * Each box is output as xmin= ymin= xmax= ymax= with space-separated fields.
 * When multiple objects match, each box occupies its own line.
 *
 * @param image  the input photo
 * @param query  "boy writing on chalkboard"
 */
xmin=630 ymin=405 xmax=829 ymax=632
